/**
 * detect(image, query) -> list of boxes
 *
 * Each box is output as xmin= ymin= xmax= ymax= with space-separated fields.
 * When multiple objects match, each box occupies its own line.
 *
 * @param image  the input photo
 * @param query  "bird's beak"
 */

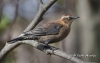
xmin=73 ymin=16 xmax=80 ymax=19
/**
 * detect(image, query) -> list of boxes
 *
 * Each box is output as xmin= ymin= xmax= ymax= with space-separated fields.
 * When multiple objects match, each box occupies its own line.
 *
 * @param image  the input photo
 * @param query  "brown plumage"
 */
xmin=7 ymin=14 xmax=79 ymax=45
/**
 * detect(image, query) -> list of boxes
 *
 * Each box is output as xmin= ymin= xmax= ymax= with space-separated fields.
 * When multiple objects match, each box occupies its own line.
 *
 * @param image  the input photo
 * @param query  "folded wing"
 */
xmin=33 ymin=22 xmax=63 ymax=36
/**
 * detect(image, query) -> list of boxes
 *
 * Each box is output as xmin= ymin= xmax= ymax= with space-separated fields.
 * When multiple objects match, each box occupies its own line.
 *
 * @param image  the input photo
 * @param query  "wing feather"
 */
xmin=33 ymin=22 xmax=63 ymax=36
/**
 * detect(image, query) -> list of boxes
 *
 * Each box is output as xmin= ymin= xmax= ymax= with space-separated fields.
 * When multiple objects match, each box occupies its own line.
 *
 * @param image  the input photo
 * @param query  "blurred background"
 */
xmin=0 ymin=0 xmax=100 ymax=63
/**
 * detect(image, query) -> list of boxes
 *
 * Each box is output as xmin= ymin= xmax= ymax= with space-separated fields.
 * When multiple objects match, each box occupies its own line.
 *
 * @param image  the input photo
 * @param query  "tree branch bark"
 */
xmin=22 ymin=40 xmax=85 ymax=63
xmin=24 ymin=0 xmax=57 ymax=32
xmin=0 ymin=0 xmax=85 ymax=63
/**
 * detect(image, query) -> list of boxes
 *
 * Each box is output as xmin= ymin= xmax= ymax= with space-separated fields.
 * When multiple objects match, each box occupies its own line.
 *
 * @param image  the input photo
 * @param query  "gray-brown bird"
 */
xmin=7 ymin=14 xmax=79 ymax=46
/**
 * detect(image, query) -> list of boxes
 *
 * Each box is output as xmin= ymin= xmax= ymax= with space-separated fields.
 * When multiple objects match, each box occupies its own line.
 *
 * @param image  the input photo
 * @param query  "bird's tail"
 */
xmin=7 ymin=35 xmax=38 ymax=44
xmin=7 ymin=36 xmax=25 ymax=44
xmin=7 ymin=31 xmax=39 ymax=44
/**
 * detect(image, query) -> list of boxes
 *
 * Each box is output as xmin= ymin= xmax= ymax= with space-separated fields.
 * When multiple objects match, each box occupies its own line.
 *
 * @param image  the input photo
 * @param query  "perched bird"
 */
xmin=7 ymin=14 xmax=79 ymax=46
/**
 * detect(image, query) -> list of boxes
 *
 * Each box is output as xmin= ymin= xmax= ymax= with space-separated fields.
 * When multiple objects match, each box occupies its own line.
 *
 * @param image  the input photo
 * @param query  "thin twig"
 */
xmin=24 ymin=0 xmax=57 ymax=32
xmin=38 ymin=0 xmax=43 ymax=5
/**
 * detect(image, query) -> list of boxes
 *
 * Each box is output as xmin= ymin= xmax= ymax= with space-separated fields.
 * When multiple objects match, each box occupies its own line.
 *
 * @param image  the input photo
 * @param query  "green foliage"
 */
xmin=0 ymin=15 xmax=10 ymax=32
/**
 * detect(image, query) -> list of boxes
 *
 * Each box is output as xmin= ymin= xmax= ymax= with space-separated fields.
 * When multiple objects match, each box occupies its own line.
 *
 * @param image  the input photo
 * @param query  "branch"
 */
xmin=38 ymin=0 xmax=43 ymax=5
xmin=0 ymin=0 xmax=85 ymax=63
xmin=22 ymin=40 xmax=85 ymax=63
xmin=0 ymin=40 xmax=85 ymax=63
xmin=0 ymin=0 xmax=57 ymax=61
xmin=24 ymin=0 xmax=57 ymax=32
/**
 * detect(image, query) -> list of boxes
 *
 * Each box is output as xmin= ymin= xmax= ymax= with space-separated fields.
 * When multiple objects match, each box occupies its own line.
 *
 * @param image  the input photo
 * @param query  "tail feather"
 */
xmin=7 ymin=35 xmax=39 ymax=44
xmin=7 ymin=37 xmax=24 ymax=44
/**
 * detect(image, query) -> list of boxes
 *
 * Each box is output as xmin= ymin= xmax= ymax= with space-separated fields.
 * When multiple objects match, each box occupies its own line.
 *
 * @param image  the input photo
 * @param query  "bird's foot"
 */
xmin=43 ymin=45 xmax=52 ymax=55
xmin=43 ymin=45 xmax=60 ymax=56
xmin=50 ymin=46 xmax=60 ymax=51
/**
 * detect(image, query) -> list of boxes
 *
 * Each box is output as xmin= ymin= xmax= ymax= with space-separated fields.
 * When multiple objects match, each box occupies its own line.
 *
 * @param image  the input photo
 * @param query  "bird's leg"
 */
xmin=50 ymin=46 xmax=60 ymax=50
xmin=44 ymin=41 xmax=49 ymax=46
xmin=43 ymin=41 xmax=52 ymax=55
xmin=44 ymin=41 xmax=60 ymax=50
xmin=43 ymin=41 xmax=59 ymax=55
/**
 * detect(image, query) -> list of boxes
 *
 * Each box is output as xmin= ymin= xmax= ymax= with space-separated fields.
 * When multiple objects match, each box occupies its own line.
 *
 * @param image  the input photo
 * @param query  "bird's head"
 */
xmin=60 ymin=14 xmax=80 ymax=24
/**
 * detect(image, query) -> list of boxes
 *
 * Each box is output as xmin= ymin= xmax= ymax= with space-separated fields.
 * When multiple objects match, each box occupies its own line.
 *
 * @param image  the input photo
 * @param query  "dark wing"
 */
xmin=32 ymin=22 xmax=63 ymax=36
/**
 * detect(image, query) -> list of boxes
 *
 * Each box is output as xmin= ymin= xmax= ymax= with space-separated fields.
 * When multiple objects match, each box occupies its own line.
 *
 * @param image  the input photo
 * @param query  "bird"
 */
xmin=7 ymin=14 xmax=80 ymax=46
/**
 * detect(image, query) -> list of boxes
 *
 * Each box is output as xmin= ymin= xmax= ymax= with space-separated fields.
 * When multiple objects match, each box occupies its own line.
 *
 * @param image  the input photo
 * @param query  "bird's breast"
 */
xmin=56 ymin=27 xmax=70 ymax=42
